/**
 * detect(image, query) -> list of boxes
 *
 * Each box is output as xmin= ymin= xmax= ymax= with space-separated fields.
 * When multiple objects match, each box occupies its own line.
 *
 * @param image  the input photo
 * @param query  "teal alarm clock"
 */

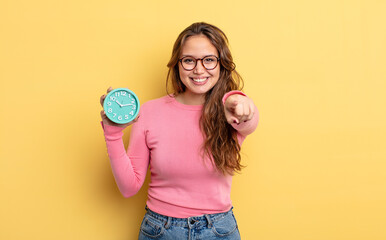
xmin=103 ymin=88 xmax=140 ymax=124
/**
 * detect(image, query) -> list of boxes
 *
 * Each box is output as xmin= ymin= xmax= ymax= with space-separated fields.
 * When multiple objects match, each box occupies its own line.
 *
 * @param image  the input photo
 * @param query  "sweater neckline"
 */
xmin=167 ymin=95 xmax=203 ymax=111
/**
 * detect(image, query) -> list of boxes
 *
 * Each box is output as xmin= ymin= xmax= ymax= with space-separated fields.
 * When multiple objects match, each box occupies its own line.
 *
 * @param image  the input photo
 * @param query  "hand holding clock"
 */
xmin=100 ymin=87 xmax=140 ymax=128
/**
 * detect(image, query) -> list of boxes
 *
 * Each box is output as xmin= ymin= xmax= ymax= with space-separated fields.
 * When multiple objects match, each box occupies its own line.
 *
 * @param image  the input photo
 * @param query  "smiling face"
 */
xmin=177 ymin=34 xmax=220 ymax=105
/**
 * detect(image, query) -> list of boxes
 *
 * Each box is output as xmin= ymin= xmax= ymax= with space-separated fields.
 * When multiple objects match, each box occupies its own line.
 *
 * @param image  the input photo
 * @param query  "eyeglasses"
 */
xmin=179 ymin=55 xmax=220 ymax=71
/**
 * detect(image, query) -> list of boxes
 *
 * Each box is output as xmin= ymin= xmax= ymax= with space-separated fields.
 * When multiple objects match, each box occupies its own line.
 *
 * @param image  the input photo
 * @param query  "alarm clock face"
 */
xmin=103 ymin=88 xmax=140 ymax=124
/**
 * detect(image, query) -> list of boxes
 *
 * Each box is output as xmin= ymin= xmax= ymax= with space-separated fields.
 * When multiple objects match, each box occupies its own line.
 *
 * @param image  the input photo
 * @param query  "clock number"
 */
xmin=110 ymin=96 xmax=116 ymax=101
xmin=107 ymin=102 xmax=112 ymax=106
xmin=113 ymin=113 xmax=116 ymax=118
xmin=118 ymin=116 xmax=122 ymax=120
xmin=132 ymin=105 xmax=136 ymax=110
xmin=129 ymin=111 xmax=134 ymax=115
xmin=121 ymin=91 xmax=126 ymax=96
xmin=108 ymin=108 xmax=113 ymax=113
xmin=125 ymin=115 xmax=129 ymax=119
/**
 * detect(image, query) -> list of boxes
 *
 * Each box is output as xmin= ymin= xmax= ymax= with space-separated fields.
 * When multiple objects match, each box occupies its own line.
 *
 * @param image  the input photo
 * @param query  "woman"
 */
xmin=100 ymin=22 xmax=259 ymax=239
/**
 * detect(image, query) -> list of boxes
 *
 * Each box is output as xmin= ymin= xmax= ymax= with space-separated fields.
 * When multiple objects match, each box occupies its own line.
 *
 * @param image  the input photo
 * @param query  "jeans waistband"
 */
xmin=144 ymin=206 xmax=234 ymax=229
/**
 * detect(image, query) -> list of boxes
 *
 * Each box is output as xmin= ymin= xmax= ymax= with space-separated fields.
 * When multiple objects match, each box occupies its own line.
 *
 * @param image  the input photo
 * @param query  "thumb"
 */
xmin=230 ymin=116 xmax=239 ymax=124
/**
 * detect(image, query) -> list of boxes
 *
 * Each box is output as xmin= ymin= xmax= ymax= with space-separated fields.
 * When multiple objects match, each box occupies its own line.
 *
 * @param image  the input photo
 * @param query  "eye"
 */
xmin=182 ymin=57 xmax=195 ymax=64
xmin=204 ymin=56 xmax=216 ymax=62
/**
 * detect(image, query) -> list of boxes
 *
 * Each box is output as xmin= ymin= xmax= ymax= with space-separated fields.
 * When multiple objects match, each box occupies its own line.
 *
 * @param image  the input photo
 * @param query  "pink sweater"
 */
xmin=102 ymin=94 xmax=259 ymax=218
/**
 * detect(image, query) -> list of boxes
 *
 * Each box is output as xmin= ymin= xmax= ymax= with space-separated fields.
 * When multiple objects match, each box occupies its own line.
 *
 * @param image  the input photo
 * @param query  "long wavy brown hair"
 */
xmin=166 ymin=22 xmax=244 ymax=175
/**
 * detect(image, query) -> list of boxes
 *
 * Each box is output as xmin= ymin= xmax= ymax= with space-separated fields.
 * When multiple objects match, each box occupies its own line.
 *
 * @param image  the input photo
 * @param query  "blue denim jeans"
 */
xmin=138 ymin=207 xmax=241 ymax=240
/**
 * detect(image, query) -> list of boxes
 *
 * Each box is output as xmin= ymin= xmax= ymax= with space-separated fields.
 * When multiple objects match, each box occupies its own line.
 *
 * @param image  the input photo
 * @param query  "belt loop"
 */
xmin=145 ymin=205 xmax=149 ymax=211
xmin=164 ymin=216 xmax=172 ymax=229
xmin=204 ymin=214 xmax=212 ymax=228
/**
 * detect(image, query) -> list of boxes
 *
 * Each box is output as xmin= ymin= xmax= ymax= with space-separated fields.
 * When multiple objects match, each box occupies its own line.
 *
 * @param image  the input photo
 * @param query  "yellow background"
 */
xmin=1 ymin=0 xmax=385 ymax=239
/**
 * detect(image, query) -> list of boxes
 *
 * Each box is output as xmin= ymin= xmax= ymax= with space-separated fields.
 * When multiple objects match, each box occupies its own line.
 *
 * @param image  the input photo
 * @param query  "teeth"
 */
xmin=192 ymin=78 xmax=208 ymax=82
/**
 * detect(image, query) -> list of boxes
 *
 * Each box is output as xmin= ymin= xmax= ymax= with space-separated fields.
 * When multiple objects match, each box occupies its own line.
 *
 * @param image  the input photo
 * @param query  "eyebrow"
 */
xmin=181 ymin=54 xmax=219 ymax=58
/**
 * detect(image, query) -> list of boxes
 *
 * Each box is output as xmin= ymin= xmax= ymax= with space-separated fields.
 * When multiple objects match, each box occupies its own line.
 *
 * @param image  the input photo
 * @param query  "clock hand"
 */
xmin=115 ymin=100 xmax=123 ymax=107
xmin=121 ymin=103 xmax=134 ymax=107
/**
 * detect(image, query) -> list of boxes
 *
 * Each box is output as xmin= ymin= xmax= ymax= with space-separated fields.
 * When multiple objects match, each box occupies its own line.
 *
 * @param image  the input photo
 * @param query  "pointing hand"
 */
xmin=224 ymin=94 xmax=255 ymax=124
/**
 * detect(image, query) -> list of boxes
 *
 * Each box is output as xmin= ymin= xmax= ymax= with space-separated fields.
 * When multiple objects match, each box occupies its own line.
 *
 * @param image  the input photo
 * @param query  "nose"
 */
xmin=193 ymin=59 xmax=206 ymax=74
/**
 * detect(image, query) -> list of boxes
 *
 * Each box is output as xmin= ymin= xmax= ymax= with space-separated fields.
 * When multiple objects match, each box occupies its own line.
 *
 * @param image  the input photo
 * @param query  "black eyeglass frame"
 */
xmin=178 ymin=55 xmax=220 ymax=71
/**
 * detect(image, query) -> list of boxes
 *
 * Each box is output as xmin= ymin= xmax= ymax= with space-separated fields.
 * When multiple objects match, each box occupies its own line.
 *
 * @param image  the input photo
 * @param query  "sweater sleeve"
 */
xmin=222 ymin=91 xmax=259 ymax=138
xmin=101 ymin=117 xmax=150 ymax=198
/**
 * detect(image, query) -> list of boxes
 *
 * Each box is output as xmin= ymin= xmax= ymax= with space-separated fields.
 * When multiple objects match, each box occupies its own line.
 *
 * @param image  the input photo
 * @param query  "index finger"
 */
xmin=225 ymin=98 xmax=238 ymax=112
xmin=100 ymin=94 xmax=106 ymax=107
xmin=100 ymin=87 xmax=113 ymax=107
